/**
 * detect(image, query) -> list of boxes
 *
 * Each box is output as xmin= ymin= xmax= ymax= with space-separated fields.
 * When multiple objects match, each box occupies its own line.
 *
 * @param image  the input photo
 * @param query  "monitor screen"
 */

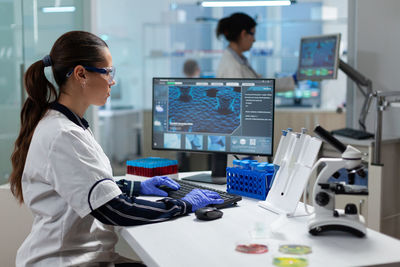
xmin=297 ymin=34 xmax=341 ymax=81
xmin=152 ymin=78 xmax=275 ymax=183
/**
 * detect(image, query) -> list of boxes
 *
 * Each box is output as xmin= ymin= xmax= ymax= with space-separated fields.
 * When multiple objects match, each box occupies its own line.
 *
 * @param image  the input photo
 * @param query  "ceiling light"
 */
xmin=42 ymin=6 xmax=76 ymax=13
xmin=200 ymin=1 xmax=292 ymax=7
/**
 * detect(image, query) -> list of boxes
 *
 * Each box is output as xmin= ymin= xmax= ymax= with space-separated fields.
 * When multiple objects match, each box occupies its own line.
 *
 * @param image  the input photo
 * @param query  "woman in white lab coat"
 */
xmin=9 ymin=31 xmax=223 ymax=267
xmin=216 ymin=12 xmax=295 ymax=91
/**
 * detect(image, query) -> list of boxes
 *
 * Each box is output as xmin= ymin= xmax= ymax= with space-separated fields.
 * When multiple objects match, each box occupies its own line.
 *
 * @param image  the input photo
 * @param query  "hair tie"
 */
xmin=42 ymin=55 xmax=52 ymax=67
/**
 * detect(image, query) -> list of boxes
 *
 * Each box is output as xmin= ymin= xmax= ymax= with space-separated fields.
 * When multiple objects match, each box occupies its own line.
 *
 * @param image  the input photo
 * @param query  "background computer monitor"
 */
xmin=152 ymin=77 xmax=275 ymax=184
xmin=297 ymin=34 xmax=341 ymax=81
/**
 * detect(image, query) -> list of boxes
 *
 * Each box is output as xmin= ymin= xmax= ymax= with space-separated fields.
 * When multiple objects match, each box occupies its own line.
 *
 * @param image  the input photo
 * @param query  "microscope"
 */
xmin=308 ymin=125 xmax=367 ymax=237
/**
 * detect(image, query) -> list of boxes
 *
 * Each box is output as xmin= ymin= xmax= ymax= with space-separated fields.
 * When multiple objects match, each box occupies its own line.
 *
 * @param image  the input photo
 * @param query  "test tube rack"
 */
xmin=126 ymin=157 xmax=178 ymax=177
xmin=226 ymin=167 xmax=276 ymax=200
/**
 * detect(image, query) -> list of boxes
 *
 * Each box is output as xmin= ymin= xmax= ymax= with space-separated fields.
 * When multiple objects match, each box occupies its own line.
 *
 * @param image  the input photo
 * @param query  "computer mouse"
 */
xmin=195 ymin=207 xmax=223 ymax=221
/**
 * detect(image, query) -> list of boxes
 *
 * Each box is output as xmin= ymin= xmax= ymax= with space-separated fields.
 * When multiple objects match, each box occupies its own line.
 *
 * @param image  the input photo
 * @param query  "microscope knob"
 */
xmin=345 ymin=203 xmax=358 ymax=215
xmin=357 ymin=168 xmax=367 ymax=178
xmin=333 ymin=210 xmax=339 ymax=217
xmin=315 ymin=192 xmax=330 ymax=206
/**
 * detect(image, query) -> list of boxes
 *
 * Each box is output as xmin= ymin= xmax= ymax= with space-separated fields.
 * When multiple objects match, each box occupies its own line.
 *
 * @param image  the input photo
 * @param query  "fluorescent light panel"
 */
xmin=42 ymin=6 xmax=76 ymax=13
xmin=201 ymin=1 xmax=291 ymax=7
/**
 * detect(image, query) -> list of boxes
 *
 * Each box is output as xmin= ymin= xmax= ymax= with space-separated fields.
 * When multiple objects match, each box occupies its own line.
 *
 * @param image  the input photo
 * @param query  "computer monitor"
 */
xmin=152 ymin=77 xmax=275 ymax=184
xmin=297 ymin=34 xmax=341 ymax=81
xmin=297 ymin=33 xmax=374 ymax=138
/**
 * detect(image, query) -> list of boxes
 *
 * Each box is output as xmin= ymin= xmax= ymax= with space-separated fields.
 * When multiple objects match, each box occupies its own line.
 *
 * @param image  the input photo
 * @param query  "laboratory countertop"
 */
xmin=118 ymin=172 xmax=400 ymax=267
xmin=275 ymin=107 xmax=339 ymax=112
xmin=0 ymin=183 xmax=10 ymax=189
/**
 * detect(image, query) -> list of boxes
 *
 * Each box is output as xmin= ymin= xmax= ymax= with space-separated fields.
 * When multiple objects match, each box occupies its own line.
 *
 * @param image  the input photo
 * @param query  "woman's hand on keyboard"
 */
xmin=140 ymin=176 xmax=180 ymax=196
xmin=181 ymin=189 xmax=224 ymax=212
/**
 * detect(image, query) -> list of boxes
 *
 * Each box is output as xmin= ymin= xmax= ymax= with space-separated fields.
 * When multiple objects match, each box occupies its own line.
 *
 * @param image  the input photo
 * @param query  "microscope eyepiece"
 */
xmin=314 ymin=125 xmax=346 ymax=153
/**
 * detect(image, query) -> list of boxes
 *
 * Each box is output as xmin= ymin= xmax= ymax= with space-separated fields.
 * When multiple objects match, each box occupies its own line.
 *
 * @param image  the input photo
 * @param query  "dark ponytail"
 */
xmin=216 ymin=13 xmax=257 ymax=42
xmin=10 ymin=60 xmax=57 ymax=203
xmin=10 ymin=31 xmax=108 ymax=203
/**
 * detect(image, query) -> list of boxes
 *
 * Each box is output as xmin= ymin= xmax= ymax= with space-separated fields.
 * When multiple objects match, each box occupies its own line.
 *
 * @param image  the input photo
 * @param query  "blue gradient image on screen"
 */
xmin=168 ymin=86 xmax=241 ymax=134
xmin=301 ymin=39 xmax=336 ymax=68
xmin=208 ymin=136 xmax=226 ymax=151
xmin=164 ymin=133 xmax=181 ymax=149
xmin=185 ymin=134 xmax=203 ymax=150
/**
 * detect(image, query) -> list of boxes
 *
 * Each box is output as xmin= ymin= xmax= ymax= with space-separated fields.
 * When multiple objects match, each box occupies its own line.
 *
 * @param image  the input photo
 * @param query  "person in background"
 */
xmin=10 ymin=31 xmax=223 ymax=267
xmin=183 ymin=58 xmax=201 ymax=78
xmin=216 ymin=12 xmax=296 ymax=91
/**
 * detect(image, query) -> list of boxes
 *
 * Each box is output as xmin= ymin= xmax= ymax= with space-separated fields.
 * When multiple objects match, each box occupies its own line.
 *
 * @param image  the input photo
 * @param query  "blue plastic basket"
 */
xmin=226 ymin=167 xmax=275 ymax=200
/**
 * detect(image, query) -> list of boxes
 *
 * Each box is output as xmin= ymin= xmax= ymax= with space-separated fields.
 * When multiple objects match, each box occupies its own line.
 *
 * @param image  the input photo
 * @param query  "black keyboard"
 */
xmin=331 ymin=128 xmax=374 ymax=140
xmin=160 ymin=179 xmax=242 ymax=209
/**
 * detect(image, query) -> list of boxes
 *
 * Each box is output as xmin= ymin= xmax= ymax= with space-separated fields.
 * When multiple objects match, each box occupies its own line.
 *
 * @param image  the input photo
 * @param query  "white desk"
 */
xmin=119 ymin=172 xmax=400 ymax=267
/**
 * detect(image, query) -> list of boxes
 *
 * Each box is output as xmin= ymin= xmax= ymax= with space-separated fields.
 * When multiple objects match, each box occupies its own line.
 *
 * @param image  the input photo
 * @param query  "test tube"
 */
xmin=266 ymin=163 xmax=275 ymax=173
xmin=250 ymin=161 xmax=259 ymax=171
xmin=233 ymin=159 xmax=241 ymax=168
xmin=240 ymin=160 xmax=251 ymax=170
xmin=255 ymin=163 xmax=268 ymax=173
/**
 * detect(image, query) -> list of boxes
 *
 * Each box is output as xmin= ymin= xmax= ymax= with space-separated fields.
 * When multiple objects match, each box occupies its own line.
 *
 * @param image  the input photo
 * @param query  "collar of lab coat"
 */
xmin=49 ymin=102 xmax=89 ymax=130
xmin=226 ymin=46 xmax=251 ymax=67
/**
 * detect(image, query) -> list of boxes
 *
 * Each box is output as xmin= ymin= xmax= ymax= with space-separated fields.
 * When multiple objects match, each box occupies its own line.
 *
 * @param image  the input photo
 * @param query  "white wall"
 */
xmin=353 ymin=0 xmax=400 ymax=138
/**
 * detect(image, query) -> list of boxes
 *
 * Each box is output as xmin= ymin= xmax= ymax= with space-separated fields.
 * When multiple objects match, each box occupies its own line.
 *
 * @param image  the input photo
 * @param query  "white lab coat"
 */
xmin=216 ymin=47 xmax=295 ymax=91
xmin=16 ymin=109 xmax=125 ymax=267
xmin=217 ymin=47 xmax=260 ymax=79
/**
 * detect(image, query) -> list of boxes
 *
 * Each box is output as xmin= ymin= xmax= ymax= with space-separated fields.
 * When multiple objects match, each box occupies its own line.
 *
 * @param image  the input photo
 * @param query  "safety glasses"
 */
xmin=246 ymin=30 xmax=255 ymax=36
xmin=66 ymin=65 xmax=116 ymax=85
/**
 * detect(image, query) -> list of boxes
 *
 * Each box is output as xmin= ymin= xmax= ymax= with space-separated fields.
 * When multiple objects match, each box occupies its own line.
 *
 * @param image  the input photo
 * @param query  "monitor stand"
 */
xmin=182 ymin=153 xmax=227 ymax=185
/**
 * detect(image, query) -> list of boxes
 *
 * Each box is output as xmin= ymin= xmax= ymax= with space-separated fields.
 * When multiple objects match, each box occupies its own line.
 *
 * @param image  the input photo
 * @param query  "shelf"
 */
xmin=146 ymin=51 xmax=223 ymax=59
xmin=146 ymin=50 xmax=298 ymax=60
xmin=257 ymin=18 xmax=348 ymax=26
xmin=143 ymin=18 xmax=347 ymax=27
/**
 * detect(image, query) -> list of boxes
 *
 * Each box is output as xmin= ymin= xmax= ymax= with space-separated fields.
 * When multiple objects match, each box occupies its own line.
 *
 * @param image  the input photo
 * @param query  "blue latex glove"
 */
xmin=140 ymin=176 xmax=180 ymax=197
xmin=292 ymin=72 xmax=298 ymax=85
xmin=181 ymin=189 xmax=224 ymax=212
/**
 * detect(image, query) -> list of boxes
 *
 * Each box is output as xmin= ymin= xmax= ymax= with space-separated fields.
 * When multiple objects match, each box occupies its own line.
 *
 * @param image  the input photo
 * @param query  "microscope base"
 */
xmin=308 ymin=212 xmax=366 ymax=238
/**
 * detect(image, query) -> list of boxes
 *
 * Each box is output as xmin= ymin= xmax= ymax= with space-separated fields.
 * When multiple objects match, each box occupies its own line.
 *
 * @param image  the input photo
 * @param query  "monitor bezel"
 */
xmin=297 ymin=33 xmax=341 ymax=81
xmin=151 ymin=77 xmax=275 ymax=157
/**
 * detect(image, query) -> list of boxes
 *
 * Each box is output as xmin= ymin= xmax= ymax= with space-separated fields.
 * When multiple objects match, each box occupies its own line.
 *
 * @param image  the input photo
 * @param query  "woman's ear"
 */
xmin=73 ymin=65 xmax=87 ymax=87
xmin=74 ymin=65 xmax=86 ymax=80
